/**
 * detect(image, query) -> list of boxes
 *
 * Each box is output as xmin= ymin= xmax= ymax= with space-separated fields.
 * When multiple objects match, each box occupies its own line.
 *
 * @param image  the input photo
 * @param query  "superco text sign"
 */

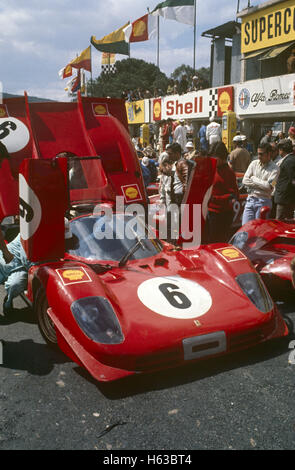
xmin=241 ymin=0 xmax=295 ymax=54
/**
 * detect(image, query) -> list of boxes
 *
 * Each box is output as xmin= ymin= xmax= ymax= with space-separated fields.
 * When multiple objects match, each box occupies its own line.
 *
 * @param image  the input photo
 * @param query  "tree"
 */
xmin=88 ymin=58 xmax=169 ymax=98
xmin=171 ymin=64 xmax=210 ymax=86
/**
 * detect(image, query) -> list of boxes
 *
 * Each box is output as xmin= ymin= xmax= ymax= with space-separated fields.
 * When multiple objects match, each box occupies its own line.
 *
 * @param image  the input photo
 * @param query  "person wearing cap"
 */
xmin=274 ymin=139 xmax=295 ymax=220
xmin=206 ymin=116 xmax=221 ymax=147
xmin=142 ymin=152 xmax=158 ymax=183
xmin=173 ymin=119 xmax=187 ymax=153
xmin=184 ymin=141 xmax=195 ymax=159
xmin=229 ymin=135 xmax=251 ymax=173
xmin=242 ymin=142 xmax=279 ymax=225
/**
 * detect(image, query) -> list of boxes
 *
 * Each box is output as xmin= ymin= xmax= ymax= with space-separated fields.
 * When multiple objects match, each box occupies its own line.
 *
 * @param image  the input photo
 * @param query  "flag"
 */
xmin=101 ymin=53 xmax=116 ymax=74
xmin=152 ymin=0 xmax=195 ymax=26
xmin=69 ymin=46 xmax=91 ymax=72
xmin=65 ymin=70 xmax=81 ymax=93
xmin=123 ymin=14 xmax=157 ymax=43
xmin=91 ymin=23 xmax=129 ymax=55
xmin=58 ymin=64 xmax=73 ymax=79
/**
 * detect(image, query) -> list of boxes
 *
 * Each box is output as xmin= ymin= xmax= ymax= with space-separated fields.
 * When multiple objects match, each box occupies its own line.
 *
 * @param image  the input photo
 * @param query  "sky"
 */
xmin=0 ymin=0 xmax=259 ymax=101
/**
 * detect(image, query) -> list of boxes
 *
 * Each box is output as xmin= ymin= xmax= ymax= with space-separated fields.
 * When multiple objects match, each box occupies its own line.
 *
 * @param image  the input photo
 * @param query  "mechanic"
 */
xmin=241 ymin=142 xmax=279 ymax=224
xmin=228 ymin=135 xmax=251 ymax=173
xmin=274 ymin=139 xmax=295 ymax=220
xmin=0 ymin=233 xmax=33 ymax=314
xmin=206 ymin=142 xmax=239 ymax=243
xmin=206 ymin=116 xmax=221 ymax=147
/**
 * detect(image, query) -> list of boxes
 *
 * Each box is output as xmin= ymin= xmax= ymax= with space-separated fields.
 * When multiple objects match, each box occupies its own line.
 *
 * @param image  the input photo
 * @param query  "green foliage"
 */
xmin=88 ymin=58 xmax=169 ymax=98
xmin=87 ymin=58 xmax=210 ymax=98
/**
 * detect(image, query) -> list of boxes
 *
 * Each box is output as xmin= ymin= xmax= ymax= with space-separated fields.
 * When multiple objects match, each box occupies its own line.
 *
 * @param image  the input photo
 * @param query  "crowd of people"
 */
xmin=121 ymin=73 xmax=209 ymax=103
xmin=133 ymin=119 xmax=295 ymax=244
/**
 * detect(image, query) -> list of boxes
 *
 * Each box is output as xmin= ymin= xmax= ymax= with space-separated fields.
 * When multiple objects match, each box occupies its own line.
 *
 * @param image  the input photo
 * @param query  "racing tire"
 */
xmin=34 ymin=287 xmax=58 ymax=349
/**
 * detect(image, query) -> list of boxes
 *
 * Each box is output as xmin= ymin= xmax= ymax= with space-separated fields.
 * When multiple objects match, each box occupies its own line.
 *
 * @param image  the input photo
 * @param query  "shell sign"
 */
xmin=92 ymin=103 xmax=109 ymax=116
xmin=121 ymin=184 xmax=142 ymax=203
xmin=217 ymin=87 xmax=234 ymax=117
xmin=153 ymin=98 xmax=162 ymax=121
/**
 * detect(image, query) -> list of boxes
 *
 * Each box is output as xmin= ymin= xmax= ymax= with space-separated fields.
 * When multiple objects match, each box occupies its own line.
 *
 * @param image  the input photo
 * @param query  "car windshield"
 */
xmin=67 ymin=214 xmax=162 ymax=262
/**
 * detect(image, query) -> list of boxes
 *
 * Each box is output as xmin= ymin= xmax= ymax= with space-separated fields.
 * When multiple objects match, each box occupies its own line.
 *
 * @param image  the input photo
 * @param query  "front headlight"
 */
xmin=230 ymin=231 xmax=248 ymax=250
xmin=71 ymin=296 xmax=124 ymax=344
xmin=236 ymin=273 xmax=273 ymax=313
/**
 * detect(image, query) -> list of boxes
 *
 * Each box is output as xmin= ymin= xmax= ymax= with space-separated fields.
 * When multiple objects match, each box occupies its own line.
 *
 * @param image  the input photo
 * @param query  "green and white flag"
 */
xmin=152 ymin=0 xmax=195 ymax=26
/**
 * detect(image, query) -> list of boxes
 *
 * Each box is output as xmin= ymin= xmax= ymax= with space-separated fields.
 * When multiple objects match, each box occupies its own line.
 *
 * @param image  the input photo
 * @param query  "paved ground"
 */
xmin=0 ymin=286 xmax=295 ymax=451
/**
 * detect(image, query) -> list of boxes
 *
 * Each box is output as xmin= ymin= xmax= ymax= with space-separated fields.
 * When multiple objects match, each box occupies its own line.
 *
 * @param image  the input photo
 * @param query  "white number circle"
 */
xmin=0 ymin=117 xmax=30 ymax=153
xmin=137 ymin=276 xmax=212 ymax=319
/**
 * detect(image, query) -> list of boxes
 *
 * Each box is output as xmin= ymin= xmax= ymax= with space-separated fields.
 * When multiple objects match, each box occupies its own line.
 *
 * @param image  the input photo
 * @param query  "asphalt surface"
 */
xmin=0 ymin=285 xmax=295 ymax=451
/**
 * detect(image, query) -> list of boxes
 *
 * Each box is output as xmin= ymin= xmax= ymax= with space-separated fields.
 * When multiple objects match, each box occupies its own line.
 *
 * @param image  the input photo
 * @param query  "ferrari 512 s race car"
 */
xmin=0 ymin=94 xmax=289 ymax=382
xmin=230 ymin=215 xmax=295 ymax=295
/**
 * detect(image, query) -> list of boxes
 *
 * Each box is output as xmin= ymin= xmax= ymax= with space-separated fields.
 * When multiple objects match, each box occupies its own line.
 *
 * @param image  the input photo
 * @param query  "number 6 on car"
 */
xmin=137 ymin=276 xmax=212 ymax=319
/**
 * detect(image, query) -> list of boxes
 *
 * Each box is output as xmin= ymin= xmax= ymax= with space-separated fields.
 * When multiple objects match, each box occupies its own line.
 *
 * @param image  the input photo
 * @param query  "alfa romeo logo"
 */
xmin=239 ymin=88 xmax=250 ymax=110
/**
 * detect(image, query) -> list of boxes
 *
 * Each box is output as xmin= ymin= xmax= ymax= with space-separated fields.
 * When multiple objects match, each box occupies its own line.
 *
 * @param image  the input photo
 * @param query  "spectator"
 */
xmin=184 ymin=141 xmax=195 ymax=159
xmin=270 ymin=142 xmax=281 ymax=165
xmin=140 ymin=156 xmax=151 ymax=187
xmin=206 ymin=116 xmax=221 ymax=147
xmin=242 ymin=142 xmax=279 ymax=224
xmin=198 ymin=122 xmax=208 ymax=152
xmin=185 ymin=119 xmax=193 ymax=141
xmin=158 ymin=120 xmax=169 ymax=153
xmin=228 ymin=135 xmax=251 ymax=173
xmin=274 ymin=139 xmax=295 ymax=220
xmin=206 ymin=142 xmax=239 ymax=243
xmin=166 ymin=143 xmax=193 ymax=206
xmin=0 ymin=233 xmax=33 ymax=314
xmin=142 ymin=152 xmax=158 ymax=183
xmin=189 ymin=75 xmax=200 ymax=92
xmin=173 ymin=119 xmax=187 ymax=153
xmin=179 ymin=74 xmax=189 ymax=95
xmin=260 ymin=129 xmax=272 ymax=145
xmin=288 ymin=126 xmax=295 ymax=146
xmin=159 ymin=155 xmax=174 ymax=210
xmin=166 ymin=79 xmax=175 ymax=95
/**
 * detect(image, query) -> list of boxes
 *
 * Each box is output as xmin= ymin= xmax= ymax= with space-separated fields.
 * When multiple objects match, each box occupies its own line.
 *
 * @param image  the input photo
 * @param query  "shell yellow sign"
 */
xmin=125 ymin=100 xmax=145 ymax=124
xmin=241 ymin=0 xmax=295 ymax=54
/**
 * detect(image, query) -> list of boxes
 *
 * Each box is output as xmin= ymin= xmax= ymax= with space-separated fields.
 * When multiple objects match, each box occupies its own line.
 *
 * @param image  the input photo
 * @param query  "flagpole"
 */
xmin=157 ymin=15 xmax=160 ymax=68
xmin=193 ymin=0 xmax=197 ymax=72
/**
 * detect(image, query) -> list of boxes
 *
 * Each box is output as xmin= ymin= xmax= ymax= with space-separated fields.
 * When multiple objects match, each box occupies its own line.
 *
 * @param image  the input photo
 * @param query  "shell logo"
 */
xmin=94 ymin=104 xmax=107 ymax=115
xmin=133 ymin=20 xmax=146 ymax=37
xmin=221 ymin=248 xmax=241 ymax=259
xmin=218 ymin=91 xmax=231 ymax=113
xmin=153 ymin=101 xmax=161 ymax=119
xmin=215 ymin=247 xmax=246 ymax=262
xmin=125 ymin=186 xmax=139 ymax=199
xmin=62 ymin=269 xmax=85 ymax=281
xmin=0 ymin=106 xmax=7 ymax=118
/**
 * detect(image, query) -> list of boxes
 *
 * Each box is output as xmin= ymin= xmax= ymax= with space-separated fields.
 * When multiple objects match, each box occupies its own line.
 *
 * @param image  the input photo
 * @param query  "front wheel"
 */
xmin=34 ymin=287 xmax=58 ymax=348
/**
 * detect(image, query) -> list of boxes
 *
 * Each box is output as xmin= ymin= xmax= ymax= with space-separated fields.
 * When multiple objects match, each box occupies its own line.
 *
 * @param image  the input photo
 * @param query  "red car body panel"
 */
xmin=231 ymin=218 xmax=295 ymax=288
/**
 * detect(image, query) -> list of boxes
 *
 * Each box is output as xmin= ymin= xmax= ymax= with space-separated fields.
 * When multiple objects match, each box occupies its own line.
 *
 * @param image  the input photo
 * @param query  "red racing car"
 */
xmin=230 ymin=215 xmax=295 ymax=295
xmin=20 ymin=157 xmax=288 ymax=383
xmin=0 ymin=94 xmax=289 ymax=383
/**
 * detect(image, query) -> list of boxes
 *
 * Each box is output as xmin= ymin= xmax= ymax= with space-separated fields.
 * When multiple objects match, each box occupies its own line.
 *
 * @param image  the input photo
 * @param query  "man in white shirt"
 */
xmin=173 ymin=119 xmax=187 ymax=153
xmin=206 ymin=115 xmax=221 ymax=147
xmin=242 ymin=142 xmax=279 ymax=225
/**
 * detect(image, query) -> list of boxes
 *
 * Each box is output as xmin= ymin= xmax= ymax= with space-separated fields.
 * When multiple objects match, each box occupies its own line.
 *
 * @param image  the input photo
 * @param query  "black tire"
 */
xmin=34 ymin=287 xmax=58 ymax=348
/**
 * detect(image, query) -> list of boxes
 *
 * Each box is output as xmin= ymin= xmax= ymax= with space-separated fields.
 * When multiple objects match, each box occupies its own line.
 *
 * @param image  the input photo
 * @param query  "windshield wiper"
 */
xmin=118 ymin=238 xmax=145 ymax=268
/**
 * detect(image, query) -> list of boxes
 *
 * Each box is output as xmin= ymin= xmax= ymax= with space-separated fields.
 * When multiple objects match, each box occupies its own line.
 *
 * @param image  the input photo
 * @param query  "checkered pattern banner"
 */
xmin=208 ymin=88 xmax=218 ymax=119
xmin=101 ymin=64 xmax=116 ymax=74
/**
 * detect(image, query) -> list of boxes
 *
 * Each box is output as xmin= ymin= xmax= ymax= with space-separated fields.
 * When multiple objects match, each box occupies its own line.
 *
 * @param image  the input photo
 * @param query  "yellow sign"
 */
xmin=125 ymin=100 xmax=145 ymax=124
xmin=62 ymin=269 xmax=85 ymax=281
xmin=241 ymin=0 xmax=295 ymax=54
xmin=125 ymin=186 xmax=139 ymax=199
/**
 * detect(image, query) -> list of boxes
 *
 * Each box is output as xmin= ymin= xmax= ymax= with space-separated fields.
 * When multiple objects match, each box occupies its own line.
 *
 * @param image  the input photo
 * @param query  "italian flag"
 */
xmin=152 ymin=0 xmax=195 ymax=26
